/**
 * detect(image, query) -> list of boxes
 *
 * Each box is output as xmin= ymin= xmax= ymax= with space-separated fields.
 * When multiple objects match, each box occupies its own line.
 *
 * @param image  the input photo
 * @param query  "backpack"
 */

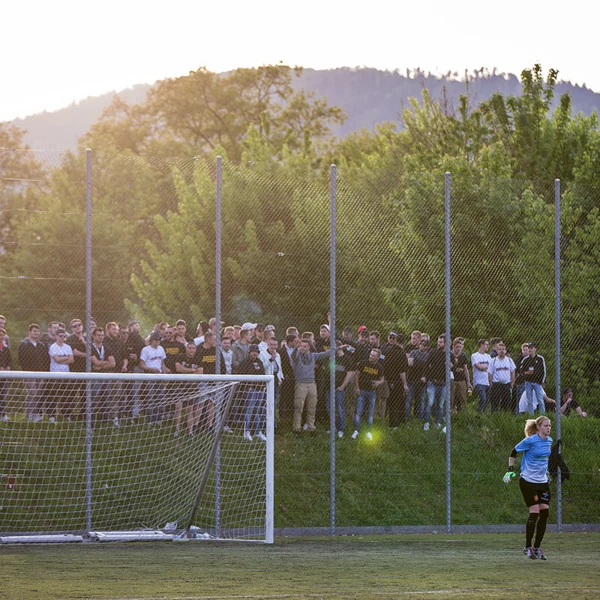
xmin=548 ymin=439 xmax=570 ymax=483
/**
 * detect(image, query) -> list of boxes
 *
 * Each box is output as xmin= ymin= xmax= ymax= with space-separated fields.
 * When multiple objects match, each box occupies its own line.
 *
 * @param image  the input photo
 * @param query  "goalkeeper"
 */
xmin=503 ymin=415 xmax=552 ymax=560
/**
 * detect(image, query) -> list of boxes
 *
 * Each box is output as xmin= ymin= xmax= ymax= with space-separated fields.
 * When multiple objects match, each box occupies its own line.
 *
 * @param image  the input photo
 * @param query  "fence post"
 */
xmin=215 ymin=156 xmax=222 ymax=537
xmin=555 ymin=178 xmax=562 ymax=532
xmin=329 ymin=164 xmax=337 ymax=536
xmin=85 ymin=148 xmax=93 ymax=533
xmin=445 ymin=171 xmax=452 ymax=534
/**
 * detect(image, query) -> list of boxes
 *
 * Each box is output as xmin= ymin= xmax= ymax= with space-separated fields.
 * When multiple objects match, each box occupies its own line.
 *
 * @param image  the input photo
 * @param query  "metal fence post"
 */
xmin=215 ymin=156 xmax=222 ymax=537
xmin=445 ymin=171 xmax=452 ymax=534
xmin=330 ymin=164 xmax=337 ymax=536
xmin=85 ymin=148 xmax=93 ymax=533
xmin=555 ymin=178 xmax=562 ymax=532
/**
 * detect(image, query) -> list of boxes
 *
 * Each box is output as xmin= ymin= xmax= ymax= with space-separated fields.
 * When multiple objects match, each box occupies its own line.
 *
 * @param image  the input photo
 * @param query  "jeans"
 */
xmin=354 ymin=389 xmax=376 ymax=432
xmin=145 ymin=381 xmax=165 ymax=424
xmin=424 ymin=382 xmax=446 ymax=425
xmin=525 ymin=381 xmax=545 ymax=415
xmin=475 ymin=384 xmax=490 ymax=413
xmin=406 ymin=381 xmax=425 ymax=420
xmin=326 ymin=389 xmax=346 ymax=431
xmin=244 ymin=390 xmax=265 ymax=433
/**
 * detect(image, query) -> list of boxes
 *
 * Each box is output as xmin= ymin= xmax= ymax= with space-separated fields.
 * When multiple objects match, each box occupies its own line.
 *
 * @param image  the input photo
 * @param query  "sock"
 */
xmin=526 ymin=513 xmax=539 ymax=548
xmin=534 ymin=509 xmax=549 ymax=548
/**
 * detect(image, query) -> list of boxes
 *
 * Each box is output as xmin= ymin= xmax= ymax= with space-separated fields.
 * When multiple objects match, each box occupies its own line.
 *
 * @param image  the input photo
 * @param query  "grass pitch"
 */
xmin=1 ymin=533 xmax=599 ymax=599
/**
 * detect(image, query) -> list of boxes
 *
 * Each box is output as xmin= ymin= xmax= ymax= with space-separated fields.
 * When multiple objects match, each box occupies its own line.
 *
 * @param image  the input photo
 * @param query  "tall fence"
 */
xmin=1 ymin=148 xmax=599 ymax=531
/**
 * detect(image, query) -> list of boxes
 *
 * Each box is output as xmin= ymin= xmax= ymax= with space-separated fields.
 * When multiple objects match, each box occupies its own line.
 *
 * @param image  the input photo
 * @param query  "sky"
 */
xmin=3 ymin=0 xmax=600 ymax=123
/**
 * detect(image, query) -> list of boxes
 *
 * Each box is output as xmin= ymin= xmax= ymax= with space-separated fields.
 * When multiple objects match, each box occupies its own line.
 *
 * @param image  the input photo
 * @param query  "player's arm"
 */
xmin=503 ymin=448 xmax=518 ymax=483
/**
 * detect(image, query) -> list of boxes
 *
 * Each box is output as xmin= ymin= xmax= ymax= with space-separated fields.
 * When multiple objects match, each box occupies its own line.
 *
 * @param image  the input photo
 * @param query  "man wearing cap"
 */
xmin=238 ymin=344 xmax=267 ymax=441
xmin=521 ymin=342 xmax=547 ymax=415
xmin=232 ymin=323 xmax=255 ymax=373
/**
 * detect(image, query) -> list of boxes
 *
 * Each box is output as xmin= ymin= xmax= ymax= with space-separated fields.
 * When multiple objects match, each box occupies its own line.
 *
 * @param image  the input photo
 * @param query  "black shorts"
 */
xmin=519 ymin=477 xmax=551 ymax=507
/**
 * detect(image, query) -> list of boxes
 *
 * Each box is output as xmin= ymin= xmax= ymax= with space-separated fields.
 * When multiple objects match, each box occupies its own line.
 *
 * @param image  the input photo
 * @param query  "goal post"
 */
xmin=0 ymin=371 xmax=274 ymax=544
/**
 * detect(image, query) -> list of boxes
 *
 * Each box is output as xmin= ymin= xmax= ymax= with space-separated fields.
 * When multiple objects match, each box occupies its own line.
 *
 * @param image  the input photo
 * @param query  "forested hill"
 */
xmin=11 ymin=67 xmax=600 ymax=151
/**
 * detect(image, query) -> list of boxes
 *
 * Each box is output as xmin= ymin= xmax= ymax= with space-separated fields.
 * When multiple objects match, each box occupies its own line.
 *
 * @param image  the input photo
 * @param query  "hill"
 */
xmin=11 ymin=67 xmax=600 ymax=151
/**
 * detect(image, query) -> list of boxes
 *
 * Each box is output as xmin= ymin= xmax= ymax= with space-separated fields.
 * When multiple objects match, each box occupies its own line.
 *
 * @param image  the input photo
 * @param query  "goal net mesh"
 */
xmin=0 ymin=373 xmax=273 ymax=542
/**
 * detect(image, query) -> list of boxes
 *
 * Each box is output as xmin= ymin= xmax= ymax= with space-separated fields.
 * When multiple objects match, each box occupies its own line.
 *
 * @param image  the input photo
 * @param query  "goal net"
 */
xmin=0 ymin=372 xmax=274 ymax=544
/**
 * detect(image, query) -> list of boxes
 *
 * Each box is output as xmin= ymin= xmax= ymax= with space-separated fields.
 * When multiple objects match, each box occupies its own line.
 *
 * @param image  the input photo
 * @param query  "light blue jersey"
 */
xmin=515 ymin=434 xmax=552 ymax=484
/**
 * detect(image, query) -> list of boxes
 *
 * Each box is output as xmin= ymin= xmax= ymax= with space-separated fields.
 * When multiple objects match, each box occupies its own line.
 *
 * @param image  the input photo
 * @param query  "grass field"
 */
xmin=1 ymin=533 xmax=599 ymax=599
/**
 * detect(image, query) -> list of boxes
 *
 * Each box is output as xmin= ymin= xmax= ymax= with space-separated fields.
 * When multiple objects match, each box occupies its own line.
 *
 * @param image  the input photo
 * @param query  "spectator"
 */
xmin=278 ymin=333 xmax=298 ymax=423
xmin=0 ymin=328 xmax=12 ymax=421
xmin=238 ymin=344 xmax=267 ymax=441
xmin=0 ymin=315 xmax=10 ymax=348
xmin=407 ymin=335 xmax=430 ymax=421
xmin=423 ymin=334 xmax=453 ymax=432
xmin=175 ymin=319 xmax=192 ymax=344
xmin=352 ymin=347 xmax=385 ymax=440
xmin=354 ymin=328 xmax=372 ymax=363
xmin=380 ymin=332 xmax=408 ymax=428
xmin=488 ymin=341 xmax=516 ymax=411
xmin=146 ymin=321 xmax=169 ymax=345
xmin=139 ymin=331 xmax=167 ymax=425
xmin=175 ymin=341 xmax=203 ymax=436
xmin=90 ymin=327 xmax=117 ymax=425
xmin=220 ymin=336 xmax=234 ymax=375
xmin=472 ymin=339 xmax=492 ymax=413
xmin=513 ymin=343 xmax=530 ymax=415
xmin=259 ymin=336 xmax=283 ymax=405
xmin=66 ymin=319 xmax=87 ymax=373
xmin=327 ymin=341 xmax=355 ymax=437
xmin=290 ymin=339 xmax=330 ymax=435
xmin=161 ymin=325 xmax=185 ymax=374
xmin=18 ymin=323 xmax=49 ymax=423
xmin=450 ymin=337 xmax=471 ymax=412
xmin=521 ymin=342 xmax=547 ymax=415
xmin=559 ymin=388 xmax=587 ymax=417
xmin=40 ymin=321 xmax=59 ymax=346
xmin=232 ymin=323 xmax=255 ymax=372
xmin=193 ymin=330 xmax=219 ymax=429
xmin=48 ymin=328 xmax=74 ymax=422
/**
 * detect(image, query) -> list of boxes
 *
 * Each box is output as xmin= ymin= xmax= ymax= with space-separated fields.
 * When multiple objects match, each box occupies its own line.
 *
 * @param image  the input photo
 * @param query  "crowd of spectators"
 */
xmin=0 ymin=315 xmax=588 ymax=438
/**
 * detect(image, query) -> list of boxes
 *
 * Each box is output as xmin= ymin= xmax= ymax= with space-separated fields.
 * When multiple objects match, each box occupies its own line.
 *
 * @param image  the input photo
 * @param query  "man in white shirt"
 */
xmin=48 ymin=328 xmax=75 ymax=423
xmin=488 ymin=341 xmax=516 ymax=412
xmin=140 ymin=331 xmax=167 ymax=424
xmin=471 ymin=339 xmax=492 ymax=413
xmin=260 ymin=336 xmax=283 ymax=404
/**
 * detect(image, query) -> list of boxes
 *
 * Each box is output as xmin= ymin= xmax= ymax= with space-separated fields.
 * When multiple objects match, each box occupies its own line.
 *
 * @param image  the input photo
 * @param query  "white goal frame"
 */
xmin=0 ymin=371 xmax=274 ymax=544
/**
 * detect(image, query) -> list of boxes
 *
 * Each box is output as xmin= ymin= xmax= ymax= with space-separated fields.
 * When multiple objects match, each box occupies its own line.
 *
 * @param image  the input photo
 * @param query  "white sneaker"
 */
xmin=423 ymin=422 xmax=430 ymax=431
xmin=49 ymin=416 xmax=56 ymax=424
xmin=441 ymin=426 xmax=447 ymax=434
xmin=436 ymin=422 xmax=442 ymax=429
xmin=31 ymin=414 xmax=43 ymax=423
xmin=113 ymin=417 xmax=120 ymax=427
xmin=337 ymin=431 xmax=344 ymax=439
xmin=1 ymin=415 xmax=9 ymax=422
xmin=174 ymin=430 xmax=180 ymax=437
xmin=244 ymin=430 xmax=253 ymax=441
xmin=366 ymin=431 xmax=373 ymax=441
xmin=256 ymin=431 xmax=267 ymax=441
xmin=351 ymin=430 xmax=359 ymax=440
xmin=223 ymin=425 xmax=233 ymax=434
xmin=302 ymin=423 xmax=309 ymax=431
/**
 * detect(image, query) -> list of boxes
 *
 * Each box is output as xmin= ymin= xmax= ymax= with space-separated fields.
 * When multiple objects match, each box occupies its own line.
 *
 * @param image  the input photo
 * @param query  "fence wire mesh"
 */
xmin=1 ymin=149 xmax=599 ymax=532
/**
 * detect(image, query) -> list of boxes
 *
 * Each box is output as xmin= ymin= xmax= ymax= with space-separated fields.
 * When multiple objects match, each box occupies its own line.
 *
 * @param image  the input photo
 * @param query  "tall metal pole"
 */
xmin=329 ymin=165 xmax=337 ymax=536
xmin=445 ymin=172 xmax=452 ymax=534
xmin=85 ymin=148 xmax=93 ymax=533
xmin=215 ymin=156 xmax=222 ymax=537
xmin=555 ymin=178 xmax=562 ymax=532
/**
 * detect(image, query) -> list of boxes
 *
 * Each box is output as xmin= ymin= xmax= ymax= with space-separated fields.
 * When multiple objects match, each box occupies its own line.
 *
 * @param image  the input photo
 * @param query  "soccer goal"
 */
xmin=0 ymin=372 xmax=274 ymax=544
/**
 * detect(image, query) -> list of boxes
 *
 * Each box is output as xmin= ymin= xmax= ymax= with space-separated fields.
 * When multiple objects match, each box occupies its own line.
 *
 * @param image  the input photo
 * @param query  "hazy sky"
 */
xmin=3 ymin=0 xmax=599 ymax=123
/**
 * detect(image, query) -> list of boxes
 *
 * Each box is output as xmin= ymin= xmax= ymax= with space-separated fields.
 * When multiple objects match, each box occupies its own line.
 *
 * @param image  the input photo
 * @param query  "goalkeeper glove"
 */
xmin=502 ymin=466 xmax=516 ymax=484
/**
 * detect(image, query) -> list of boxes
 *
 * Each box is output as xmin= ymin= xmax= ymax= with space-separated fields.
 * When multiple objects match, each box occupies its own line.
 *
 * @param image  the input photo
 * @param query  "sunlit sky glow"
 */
xmin=3 ymin=0 xmax=599 ymax=123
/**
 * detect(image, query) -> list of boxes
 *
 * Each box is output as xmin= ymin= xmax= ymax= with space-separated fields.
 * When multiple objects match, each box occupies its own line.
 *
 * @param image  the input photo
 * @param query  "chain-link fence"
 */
xmin=1 ymin=149 xmax=599 ymax=531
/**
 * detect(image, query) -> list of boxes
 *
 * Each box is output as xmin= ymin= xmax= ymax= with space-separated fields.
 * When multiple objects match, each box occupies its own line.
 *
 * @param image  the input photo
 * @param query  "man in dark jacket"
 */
xmin=18 ymin=323 xmax=49 ymax=422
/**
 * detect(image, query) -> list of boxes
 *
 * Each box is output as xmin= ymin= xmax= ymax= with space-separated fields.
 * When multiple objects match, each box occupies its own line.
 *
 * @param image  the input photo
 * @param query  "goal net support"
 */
xmin=0 ymin=372 xmax=274 ymax=544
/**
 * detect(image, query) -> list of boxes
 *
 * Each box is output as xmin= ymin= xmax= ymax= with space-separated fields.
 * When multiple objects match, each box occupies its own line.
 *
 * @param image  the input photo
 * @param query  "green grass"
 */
xmin=1 ymin=409 xmax=599 ymax=532
xmin=1 ymin=534 xmax=599 ymax=599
